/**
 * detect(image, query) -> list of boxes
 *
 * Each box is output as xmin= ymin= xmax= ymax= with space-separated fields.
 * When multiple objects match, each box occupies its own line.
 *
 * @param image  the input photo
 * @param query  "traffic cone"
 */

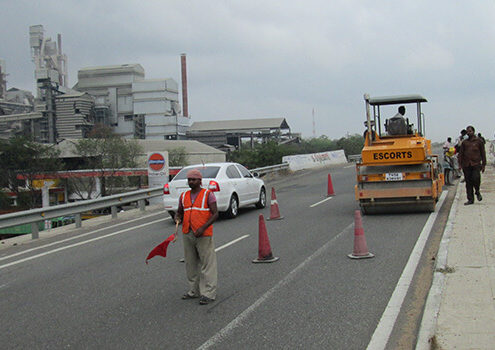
xmin=267 ymin=187 xmax=284 ymax=220
xmin=327 ymin=174 xmax=335 ymax=196
xmin=348 ymin=210 xmax=374 ymax=259
xmin=252 ymin=214 xmax=279 ymax=263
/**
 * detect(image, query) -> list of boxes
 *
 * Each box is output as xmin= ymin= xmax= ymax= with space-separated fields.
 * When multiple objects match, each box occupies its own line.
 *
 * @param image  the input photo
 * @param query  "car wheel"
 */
xmin=255 ymin=187 xmax=266 ymax=209
xmin=226 ymin=194 xmax=239 ymax=219
xmin=167 ymin=211 xmax=176 ymax=220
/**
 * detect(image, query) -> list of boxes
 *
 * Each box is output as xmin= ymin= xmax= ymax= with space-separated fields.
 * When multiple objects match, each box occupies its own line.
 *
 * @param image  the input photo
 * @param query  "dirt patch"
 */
xmin=385 ymin=187 xmax=457 ymax=349
xmin=435 ymin=266 xmax=455 ymax=274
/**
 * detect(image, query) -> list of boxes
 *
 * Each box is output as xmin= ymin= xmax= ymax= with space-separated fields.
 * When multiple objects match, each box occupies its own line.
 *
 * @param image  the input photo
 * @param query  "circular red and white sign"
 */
xmin=148 ymin=153 xmax=165 ymax=171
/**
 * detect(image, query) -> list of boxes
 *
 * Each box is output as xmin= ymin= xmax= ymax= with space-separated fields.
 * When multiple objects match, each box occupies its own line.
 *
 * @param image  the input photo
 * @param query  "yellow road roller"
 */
xmin=355 ymin=94 xmax=443 ymax=214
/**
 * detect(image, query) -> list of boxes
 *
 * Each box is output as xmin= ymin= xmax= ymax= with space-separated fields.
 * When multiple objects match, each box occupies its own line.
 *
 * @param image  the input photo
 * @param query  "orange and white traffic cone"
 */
xmin=348 ymin=210 xmax=374 ymax=259
xmin=267 ymin=187 xmax=284 ymax=220
xmin=252 ymin=215 xmax=279 ymax=263
xmin=327 ymin=174 xmax=335 ymax=196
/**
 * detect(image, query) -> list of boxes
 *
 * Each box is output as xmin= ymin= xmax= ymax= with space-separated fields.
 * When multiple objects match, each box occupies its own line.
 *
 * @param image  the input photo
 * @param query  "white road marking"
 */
xmin=0 ymin=212 xmax=169 ymax=262
xmin=366 ymin=191 xmax=447 ymax=350
xmin=344 ymin=165 xmax=355 ymax=168
xmin=197 ymin=222 xmax=354 ymax=350
xmin=310 ymin=196 xmax=333 ymax=208
xmin=0 ymin=284 xmax=7 ymax=289
xmin=215 ymin=235 xmax=249 ymax=252
xmin=0 ymin=218 xmax=168 ymax=270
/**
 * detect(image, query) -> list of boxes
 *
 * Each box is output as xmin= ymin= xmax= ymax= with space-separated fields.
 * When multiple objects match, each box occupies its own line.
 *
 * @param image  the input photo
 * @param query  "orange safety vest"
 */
xmin=181 ymin=188 xmax=213 ymax=236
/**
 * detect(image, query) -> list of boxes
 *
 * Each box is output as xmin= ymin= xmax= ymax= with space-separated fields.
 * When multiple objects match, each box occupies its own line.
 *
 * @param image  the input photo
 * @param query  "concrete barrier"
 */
xmin=282 ymin=150 xmax=348 ymax=171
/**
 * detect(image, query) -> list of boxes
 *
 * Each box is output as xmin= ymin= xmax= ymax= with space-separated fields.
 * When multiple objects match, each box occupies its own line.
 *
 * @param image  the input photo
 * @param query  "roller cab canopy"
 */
xmin=368 ymin=94 xmax=427 ymax=106
xmin=363 ymin=93 xmax=428 ymax=139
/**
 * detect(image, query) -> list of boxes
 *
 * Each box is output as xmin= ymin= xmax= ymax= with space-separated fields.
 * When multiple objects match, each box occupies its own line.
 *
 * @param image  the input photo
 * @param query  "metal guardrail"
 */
xmin=0 ymin=163 xmax=289 ymax=240
xmin=251 ymin=162 xmax=289 ymax=175
xmin=0 ymin=187 xmax=163 ymax=239
xmin=168 ymin=163 xmax=289 ymax=178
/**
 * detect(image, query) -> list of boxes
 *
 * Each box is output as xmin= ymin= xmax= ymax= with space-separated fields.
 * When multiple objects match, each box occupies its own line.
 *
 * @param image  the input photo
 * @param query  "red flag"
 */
xmin=146 ymin=234 xmax=176 ymax=264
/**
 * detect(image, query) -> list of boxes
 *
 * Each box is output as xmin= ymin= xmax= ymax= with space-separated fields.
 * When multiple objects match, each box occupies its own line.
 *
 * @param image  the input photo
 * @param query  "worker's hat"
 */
xmin=446 ymin=147 xmax=456 ymax=156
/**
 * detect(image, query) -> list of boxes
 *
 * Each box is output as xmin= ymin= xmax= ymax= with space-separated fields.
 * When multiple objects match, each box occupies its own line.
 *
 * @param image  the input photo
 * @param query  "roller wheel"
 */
xmin=360 ymin=206 xmax=369 ymax=215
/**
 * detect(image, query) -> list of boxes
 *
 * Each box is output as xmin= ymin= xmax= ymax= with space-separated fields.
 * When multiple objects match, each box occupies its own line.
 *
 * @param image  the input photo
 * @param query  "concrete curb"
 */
xmin=415 ymin=182 xmax=462 ymax=350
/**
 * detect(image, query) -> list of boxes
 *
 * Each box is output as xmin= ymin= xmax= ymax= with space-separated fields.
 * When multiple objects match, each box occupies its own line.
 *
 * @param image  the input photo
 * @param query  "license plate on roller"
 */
xmin=385 ymin=172 xmax=403 ymax=181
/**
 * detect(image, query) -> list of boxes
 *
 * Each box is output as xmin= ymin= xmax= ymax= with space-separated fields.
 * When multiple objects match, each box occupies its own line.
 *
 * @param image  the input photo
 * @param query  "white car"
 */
xmin=163 ymin=162 xmax=266 ymax=219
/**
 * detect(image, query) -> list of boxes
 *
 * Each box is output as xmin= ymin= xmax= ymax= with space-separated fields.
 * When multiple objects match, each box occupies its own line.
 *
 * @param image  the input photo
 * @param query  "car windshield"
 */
xmin=174 ymin=166 xmax=220 ymax=180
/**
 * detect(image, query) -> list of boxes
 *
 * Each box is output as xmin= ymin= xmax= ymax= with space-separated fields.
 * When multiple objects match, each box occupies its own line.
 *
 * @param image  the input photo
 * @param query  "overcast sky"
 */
xmin=1 ymin=1 xmax=494 ymax=142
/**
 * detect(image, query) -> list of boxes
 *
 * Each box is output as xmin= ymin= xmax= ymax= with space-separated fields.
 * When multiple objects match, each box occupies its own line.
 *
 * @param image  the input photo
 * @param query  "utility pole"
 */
xmin=312 ymin=108 xmax=316 ymax=138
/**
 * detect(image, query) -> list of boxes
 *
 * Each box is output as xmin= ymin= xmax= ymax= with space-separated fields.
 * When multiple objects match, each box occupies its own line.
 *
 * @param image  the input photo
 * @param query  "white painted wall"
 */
xmin=282 ymin=150 xmax=348 ymax=171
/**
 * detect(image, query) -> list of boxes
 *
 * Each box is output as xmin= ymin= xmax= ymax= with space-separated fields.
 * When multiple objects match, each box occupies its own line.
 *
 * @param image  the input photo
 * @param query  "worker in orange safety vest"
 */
xmin=175 ymin=168 xmax=218 ymax=305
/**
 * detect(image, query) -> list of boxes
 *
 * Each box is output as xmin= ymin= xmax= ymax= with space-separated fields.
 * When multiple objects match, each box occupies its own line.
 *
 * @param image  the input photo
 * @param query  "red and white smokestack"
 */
xmin=181 ymin=53 xmax=188 ymax=117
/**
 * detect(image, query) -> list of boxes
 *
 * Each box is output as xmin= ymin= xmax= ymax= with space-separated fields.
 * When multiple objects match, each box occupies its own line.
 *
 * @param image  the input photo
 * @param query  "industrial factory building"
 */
xmin=187 ymin=117 xmax=297 ymax=150
xmin=1 ymin=26 xmax=192 ymax=143
xmin=54 ymin=92 xmax=94 ymax=139
xmin=1 ymin=24 xmax=299 ymax=152
xmin=73 ymin=64 xmax=190 ymax=140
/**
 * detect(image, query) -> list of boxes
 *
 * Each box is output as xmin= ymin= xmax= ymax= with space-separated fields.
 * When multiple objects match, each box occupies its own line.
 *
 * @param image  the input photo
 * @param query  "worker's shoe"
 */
xmin=182 ymin=292 xmax=199 ymax=300
xmin=464 ymin=200 xmax=474 ymax=205
xmin=199 ymin=296 xmax=215 ymax=305
xmin=476 ymin=193 xmax=483 ymax=201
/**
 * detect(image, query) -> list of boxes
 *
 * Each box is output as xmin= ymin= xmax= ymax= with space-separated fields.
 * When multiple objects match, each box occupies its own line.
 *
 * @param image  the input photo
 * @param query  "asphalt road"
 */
xmin=0 ymin=164 xmax=454 ymax=349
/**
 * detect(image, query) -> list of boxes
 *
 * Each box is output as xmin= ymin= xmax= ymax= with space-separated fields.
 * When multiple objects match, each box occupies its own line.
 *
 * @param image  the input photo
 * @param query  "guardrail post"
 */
xmin=111 ymin=206 xmax=118 ymax=219
xmin=138 ymin=199 xmax=146 ymax=211
xmin=31 ymin=222 xmax=39 ymax=239
xmin=75 ymin=213 xmax=82 ymax=228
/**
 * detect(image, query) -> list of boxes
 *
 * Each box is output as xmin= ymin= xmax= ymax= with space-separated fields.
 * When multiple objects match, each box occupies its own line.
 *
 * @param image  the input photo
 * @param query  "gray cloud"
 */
xmin=1 ymin=0 xmax=495 ymax=141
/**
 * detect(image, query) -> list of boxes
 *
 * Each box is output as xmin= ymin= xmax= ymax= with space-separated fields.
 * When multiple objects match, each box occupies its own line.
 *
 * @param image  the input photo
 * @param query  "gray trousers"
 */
xmin=182 ymin=232 xmax=217 ymax=299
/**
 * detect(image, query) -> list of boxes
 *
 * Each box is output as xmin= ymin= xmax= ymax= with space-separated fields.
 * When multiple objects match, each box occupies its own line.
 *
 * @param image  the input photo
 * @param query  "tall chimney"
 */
xmin=57 ymin=33 xmax=62 ymax=54
xmin=181 ymin=53 xmax=188 ymax=117
xmin=57 ymin=34 xmax=63 ymax=86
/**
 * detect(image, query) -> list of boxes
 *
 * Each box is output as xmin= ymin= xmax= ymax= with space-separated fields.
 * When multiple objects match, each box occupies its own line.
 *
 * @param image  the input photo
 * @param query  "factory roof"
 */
xmin=55 ymin=139 xmax=224 ymax=158
xmin=77 ymin=64 xmax=145 ymax=77
xmin=189 ymin=118 xmax=290 ymax=132
xmin=55 ymin=92 xmax=93 ymax=99
xmin=134 ymin=139 xmax=224 ymax=155
xmin=79 ymin=63 xmax=144 ymax=72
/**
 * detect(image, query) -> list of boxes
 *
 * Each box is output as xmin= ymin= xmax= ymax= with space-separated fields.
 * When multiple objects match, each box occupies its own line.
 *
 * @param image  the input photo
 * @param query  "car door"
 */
xmin=235 ymin=163 xmax=258 ymax=203
xmin=225 ymin=164 xmax=248 ymax=205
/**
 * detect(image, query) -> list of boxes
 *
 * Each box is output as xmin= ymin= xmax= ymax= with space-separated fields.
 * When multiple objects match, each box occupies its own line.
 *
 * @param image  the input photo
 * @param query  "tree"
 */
xmin=336 ymin=134 xmax=365 ymax=156
xmin=168 ymin=147 xmax=188 ymax=166
xmin=0 ymin=136 xmax=62 ymax=209
xmin=0 ymin=190 xmax=11 ymax=210
xmin=72 ymin=125 xmax=143 ymax=198
xmin=227 ymin=134 xmax=364 ymax=168
xmin=229 ymin=141 xmax=292 ymax=168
